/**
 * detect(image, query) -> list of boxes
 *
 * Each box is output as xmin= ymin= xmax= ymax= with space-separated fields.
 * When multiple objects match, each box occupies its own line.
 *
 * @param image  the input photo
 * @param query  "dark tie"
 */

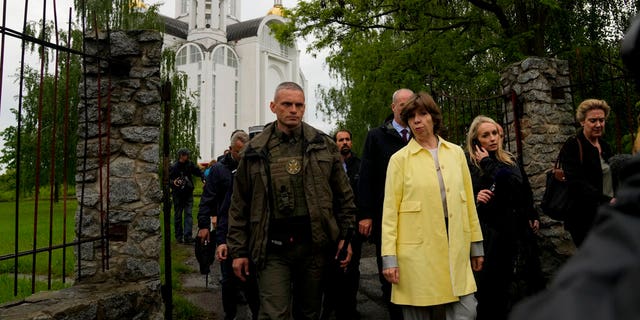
xmin=401 ymin=129 xmax=408 ymax=143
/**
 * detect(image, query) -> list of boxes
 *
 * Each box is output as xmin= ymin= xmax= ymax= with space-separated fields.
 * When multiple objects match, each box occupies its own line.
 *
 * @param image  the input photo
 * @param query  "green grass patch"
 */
xmin=0 ymin=273 xmax=71 ymax=303
xmin=172 ymin=294 xmax=210 ymax=319
xmin=0 ymin=199 xmax=76 ymax=304
xmin=0 ymin=193 xmax=206 ymax=317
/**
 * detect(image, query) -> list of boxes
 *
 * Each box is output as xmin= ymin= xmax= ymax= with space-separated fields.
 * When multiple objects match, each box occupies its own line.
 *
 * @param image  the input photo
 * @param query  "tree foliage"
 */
xmin=0 ymin=20 xmax=83 ymax=198
xmin=161 ymin=49 xmax=200 ymax=162
xmin=275 ymin=0 xmax=639 ymax=153
xmin=73 ymin=0 xmax=164 ymax=31
xmin=0 ymin=2 xmax=198 ymax=197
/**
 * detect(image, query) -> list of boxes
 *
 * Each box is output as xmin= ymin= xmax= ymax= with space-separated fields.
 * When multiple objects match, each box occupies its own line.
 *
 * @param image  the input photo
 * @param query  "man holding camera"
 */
xmin=170 ymin=148 xmax=204 ymax=244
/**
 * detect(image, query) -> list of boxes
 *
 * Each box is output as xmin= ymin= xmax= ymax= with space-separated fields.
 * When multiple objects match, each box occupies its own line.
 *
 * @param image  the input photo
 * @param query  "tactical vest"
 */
xmin=267 ymin=130 xmax=311 ymax=246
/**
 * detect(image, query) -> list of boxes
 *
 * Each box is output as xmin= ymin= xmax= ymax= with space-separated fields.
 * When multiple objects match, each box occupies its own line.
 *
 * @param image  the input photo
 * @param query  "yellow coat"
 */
xmin=381 ymin=138 xmax=483 ymax=306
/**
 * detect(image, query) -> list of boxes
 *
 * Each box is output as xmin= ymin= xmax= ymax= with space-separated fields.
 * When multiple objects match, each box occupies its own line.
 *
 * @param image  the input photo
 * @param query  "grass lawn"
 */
xmin=0 ymin=190 xmax=208 ymax=319
xmin=0 ymin=199 xmax=76 ymax=303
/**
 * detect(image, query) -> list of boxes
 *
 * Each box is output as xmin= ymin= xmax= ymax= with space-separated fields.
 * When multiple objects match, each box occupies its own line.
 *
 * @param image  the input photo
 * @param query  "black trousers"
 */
xmin=321 ymin=234 xmax=363 ymax=319
xmin=220 ymin=258 xmax=259 ymax=320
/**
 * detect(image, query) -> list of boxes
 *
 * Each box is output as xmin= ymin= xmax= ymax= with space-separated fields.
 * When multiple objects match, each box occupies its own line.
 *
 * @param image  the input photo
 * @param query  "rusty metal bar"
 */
xmin=93 ymin=14 xmax=106 ymax=273
xmin=31 ymin=0 xmax=50 ymax=293
xmin=77 ymin=0 xmax=88 ymax=280
xmin=62 ymin=6 xmax=72 ymax=285
xmin=0 ymin=0 xmax=6 ymax=113
xmin=13 ymin=0 xmax=30 ymax=297
xmin=45 ymin=0 xmax=62 ymax=290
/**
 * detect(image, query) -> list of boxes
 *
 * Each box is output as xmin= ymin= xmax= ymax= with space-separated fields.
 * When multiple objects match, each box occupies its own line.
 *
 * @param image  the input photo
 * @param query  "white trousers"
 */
xmin=401 ymin=294 xmax=477 ymax=320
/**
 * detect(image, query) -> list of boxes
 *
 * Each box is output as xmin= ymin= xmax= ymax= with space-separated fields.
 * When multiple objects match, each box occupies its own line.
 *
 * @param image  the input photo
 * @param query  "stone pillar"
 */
xmin=501 ymin=57 xmax=577 ymax=278
xmin=0 ymin=31 xmax=166 ymax=319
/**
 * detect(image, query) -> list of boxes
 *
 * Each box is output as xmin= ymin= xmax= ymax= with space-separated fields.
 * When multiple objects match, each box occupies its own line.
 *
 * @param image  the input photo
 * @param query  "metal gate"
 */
xmin=0 ymin=2 xmax=176 ymax=317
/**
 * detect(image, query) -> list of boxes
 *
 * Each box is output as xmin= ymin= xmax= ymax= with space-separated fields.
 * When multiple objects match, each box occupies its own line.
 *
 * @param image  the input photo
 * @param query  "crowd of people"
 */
xmin=167 ymin=81 xmax=629 ymax=320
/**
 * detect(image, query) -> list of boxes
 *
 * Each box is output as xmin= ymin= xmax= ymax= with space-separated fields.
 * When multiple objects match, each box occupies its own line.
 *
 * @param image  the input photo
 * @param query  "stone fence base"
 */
xmin=0 ymin=279 xmax=163 ymax=319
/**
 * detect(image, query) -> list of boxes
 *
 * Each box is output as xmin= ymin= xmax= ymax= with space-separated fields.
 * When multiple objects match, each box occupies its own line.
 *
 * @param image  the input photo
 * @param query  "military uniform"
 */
xmin=227 ymin=121 xmax=356 ymax=320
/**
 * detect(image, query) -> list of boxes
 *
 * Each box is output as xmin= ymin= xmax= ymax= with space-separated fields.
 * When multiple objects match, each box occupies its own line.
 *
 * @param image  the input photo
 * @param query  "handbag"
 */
xmin=541 ymin=138 xmax=582 ymax=221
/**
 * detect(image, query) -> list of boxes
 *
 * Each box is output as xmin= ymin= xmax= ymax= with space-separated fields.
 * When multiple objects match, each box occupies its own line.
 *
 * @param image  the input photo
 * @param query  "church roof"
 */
xmin=161 ymin=15 xmax=188 ymax=39
xmin=227 ymin=17 xmax=265 ymax=42
xmin=161 ymin=15 xmax=268 ymax=43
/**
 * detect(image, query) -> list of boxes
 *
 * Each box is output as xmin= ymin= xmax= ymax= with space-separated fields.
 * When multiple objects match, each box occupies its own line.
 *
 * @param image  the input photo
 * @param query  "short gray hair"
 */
xmin=230 ymin=130 xmax=249 ymax=146
xmin=274 ymin=81 xmax=304 ymax=100
xmin=392 ymin=88 xmax=414 ymax=104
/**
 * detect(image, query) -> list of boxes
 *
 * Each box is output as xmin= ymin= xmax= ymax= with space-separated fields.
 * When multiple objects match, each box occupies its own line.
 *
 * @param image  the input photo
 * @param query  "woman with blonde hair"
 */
xmin=466 ymin=115 xmax=541 ymax=320
xmin=558 ymin=98 xmax=613 ymax=247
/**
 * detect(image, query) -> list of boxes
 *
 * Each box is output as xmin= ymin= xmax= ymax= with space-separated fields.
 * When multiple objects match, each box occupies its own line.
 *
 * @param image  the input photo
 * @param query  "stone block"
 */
xmin=111 ymin=157 xmax=136 ymax=177
xmin=120 ymin=126 xmax=160 ymax=143
xmin=109 ymin=177 xmax=140 ymax=205
xmin=111 ymin=102 xmax=136 ymax=125
xmin=133 ymin=89 xmax=161 ymax=105
xmin=110 ymin=31 xmax=141 ymax=56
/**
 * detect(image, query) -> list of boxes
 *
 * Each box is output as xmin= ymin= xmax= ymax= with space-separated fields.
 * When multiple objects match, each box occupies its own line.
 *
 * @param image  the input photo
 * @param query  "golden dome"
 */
xmin=267 ymin=1 xmax=285 ymax=17
xmin=131 ymin=0 xmax=147 ymax=10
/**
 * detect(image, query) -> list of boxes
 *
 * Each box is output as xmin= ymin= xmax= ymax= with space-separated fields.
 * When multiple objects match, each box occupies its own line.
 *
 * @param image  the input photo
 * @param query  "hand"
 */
xmin=476 ymin=189 xmax=494 ymax=204
xmin=359 ymin=218 xmax=372 ymax=237
xmin=383 ymin=267 xmax=399 ymax=284
xmin=232 ymin=258 xmax=250 ymax=282
xmin=471 ymin=256 xmax=484 ymax=271
xmin=474 ymin=145 xmax=489 ymax=162
xmin=211 ymin=216 xmax=217 ymax=229
xmin=197 ymin=228 xmax=210 ymax=243
xmin=216 ymin=244 xmax=228 ymax=261
xmin=335 ymin=240 xmax=352 ymax=269
xmin=529 ymin=219 xmax=540 ymax=233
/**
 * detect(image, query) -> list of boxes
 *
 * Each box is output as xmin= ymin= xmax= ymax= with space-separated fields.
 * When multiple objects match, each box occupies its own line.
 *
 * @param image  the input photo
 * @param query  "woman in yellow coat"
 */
xmin=382 ymin=92 xmax=484 ymax=320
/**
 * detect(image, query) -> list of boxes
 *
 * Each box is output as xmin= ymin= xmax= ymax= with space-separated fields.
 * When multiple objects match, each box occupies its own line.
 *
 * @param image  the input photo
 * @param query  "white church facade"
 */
xmin=161 ymin=0 xmax=307 ymax=162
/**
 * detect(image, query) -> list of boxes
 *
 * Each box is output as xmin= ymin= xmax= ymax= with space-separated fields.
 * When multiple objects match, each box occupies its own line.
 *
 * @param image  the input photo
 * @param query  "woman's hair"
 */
xmin=576 ymin=99 xmax=610 ymax=122
xmin=400 ymin=91 xmax=443 ymax=134
xmin=466 ymin=115 xmax=515 ymax=168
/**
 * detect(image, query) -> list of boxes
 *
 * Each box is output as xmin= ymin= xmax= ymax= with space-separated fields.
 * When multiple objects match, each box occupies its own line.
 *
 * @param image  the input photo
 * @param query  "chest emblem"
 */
xmin=286 ymin=159 xmax=302 ymax=175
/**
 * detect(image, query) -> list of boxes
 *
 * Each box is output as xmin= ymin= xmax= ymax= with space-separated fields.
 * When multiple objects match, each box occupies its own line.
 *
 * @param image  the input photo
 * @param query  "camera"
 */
xmin=174 ymin=177 xmax=187 ymax=189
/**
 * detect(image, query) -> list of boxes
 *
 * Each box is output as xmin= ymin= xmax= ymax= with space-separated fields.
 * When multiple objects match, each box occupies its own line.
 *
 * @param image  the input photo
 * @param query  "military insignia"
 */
xmin=286 ymin=159 xmax=301 ymax=174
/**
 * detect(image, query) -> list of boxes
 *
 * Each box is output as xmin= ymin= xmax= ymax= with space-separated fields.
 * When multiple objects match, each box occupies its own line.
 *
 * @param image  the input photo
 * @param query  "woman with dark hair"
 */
xmin=466 ymin=115 xmax=542 ymax=320
xmin=381 ymin=91 xmax=484 ymax=320
xmin=560 ymin=99 xmax=613 ymax=247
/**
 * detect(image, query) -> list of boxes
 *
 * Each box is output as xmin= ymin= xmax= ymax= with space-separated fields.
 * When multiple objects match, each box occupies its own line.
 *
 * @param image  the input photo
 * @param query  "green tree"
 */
xmin=0 ymin=2 xmax=198 ymax=197
xmin=161 ymin=48 xmax=200 ymax=163
xmin=0 ymin=20 xmax=82 ymax=198
xmin=276 ymin=0 xmax=639 ymax=153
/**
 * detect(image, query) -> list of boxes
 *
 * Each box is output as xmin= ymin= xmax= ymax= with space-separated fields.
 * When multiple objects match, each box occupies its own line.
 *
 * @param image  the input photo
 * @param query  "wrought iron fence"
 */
xmin=0 ymin=1 xmax=110 ymax=301
xmin=434 ymin=91 xmax=513 ymax=152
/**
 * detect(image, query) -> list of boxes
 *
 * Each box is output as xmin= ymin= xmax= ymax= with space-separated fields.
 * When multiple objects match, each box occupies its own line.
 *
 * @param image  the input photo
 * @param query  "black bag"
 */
xmin=540 ymin=165 xmax=570 ymax=220
xmin=541 ymin=138 xmax=583 ymax=221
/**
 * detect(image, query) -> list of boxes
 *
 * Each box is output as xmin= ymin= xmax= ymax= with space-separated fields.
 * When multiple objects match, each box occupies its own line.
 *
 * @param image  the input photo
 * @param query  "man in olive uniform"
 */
xmin=227 ymin=82 xmax=356 ymax=319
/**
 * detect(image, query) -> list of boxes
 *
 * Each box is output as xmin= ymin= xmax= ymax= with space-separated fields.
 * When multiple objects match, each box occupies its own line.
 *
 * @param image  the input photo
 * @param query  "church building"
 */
xmin=161 ymin=0 xmax=307 ymax=161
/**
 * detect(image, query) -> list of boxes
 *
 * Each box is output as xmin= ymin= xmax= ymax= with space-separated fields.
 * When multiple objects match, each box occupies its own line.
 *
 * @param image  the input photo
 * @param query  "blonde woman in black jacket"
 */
xmin=558 ymin=99 xmax=613 ymax=247
xmin=467 ymin=115 xmax=542 ymax=320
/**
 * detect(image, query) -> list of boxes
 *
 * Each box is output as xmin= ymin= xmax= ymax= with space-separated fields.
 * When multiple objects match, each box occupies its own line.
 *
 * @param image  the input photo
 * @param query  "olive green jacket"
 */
xmin=227 ymin=121 xmax=356 ymax=268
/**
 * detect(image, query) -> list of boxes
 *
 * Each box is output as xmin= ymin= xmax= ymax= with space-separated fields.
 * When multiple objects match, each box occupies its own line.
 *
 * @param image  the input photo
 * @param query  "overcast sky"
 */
xmin=0 ymin=0 xmax=334 ymax=143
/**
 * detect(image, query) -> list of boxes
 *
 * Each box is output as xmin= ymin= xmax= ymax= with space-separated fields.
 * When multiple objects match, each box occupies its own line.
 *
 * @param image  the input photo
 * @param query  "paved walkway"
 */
xmin=177 ymin=242 xmax=388 ymax=319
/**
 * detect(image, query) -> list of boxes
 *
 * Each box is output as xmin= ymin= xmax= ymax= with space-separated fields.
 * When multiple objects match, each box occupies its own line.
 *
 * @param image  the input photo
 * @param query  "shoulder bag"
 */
xmin=541 ymin=138 xmax=582 ymax=221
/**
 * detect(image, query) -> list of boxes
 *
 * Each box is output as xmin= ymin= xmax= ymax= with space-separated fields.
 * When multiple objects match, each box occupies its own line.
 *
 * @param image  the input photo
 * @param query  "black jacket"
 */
xmin=357 ymin=115 xmax=409 ymax=240
xmin=559 ymin=131 xmax=613 ymax=227
xmin=169 ymin=160 xmax=203 ymax=197
xmin=469 ymin=153 xmax=539 ymax=227
xmin=344 ymin=152 xmax=361 ymax=197
xmin=197 ymin=152 xmax=237 ymax=245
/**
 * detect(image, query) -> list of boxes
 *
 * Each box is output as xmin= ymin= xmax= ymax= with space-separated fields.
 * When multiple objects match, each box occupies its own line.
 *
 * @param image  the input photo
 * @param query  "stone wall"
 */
xmin=501 ymin=57 xmax=577 ymax=279
xmin=0 ymin=30 xmax=165 ymax=319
